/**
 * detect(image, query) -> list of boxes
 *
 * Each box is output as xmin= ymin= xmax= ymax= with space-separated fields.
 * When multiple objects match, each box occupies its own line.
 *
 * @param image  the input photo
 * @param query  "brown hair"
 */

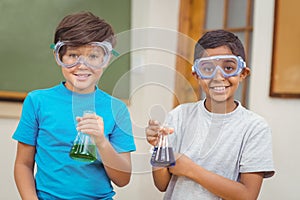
xmin=54 ymin=11 xmax=116 ymax=47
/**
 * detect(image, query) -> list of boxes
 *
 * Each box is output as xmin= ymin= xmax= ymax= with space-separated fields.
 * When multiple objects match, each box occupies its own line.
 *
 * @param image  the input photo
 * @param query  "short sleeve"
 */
xmin=12 ymin=94 xmax=39 ymax=146
xmin=239 ymin=119 xmax=275 ymax=178
xmin=109 ymin=102 xmax=136 ymax=153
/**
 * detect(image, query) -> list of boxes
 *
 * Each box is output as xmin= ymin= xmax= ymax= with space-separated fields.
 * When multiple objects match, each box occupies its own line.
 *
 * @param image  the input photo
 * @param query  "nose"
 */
xmin=212 ymin=66 xmax=225 ymax=80
xmin=76 ymin=57 xmax=89 ymax=69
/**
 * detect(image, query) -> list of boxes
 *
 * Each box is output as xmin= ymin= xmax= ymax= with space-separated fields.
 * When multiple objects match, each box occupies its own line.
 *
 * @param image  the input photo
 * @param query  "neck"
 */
xmin=204 ymin=98 xmax=238 ymax=114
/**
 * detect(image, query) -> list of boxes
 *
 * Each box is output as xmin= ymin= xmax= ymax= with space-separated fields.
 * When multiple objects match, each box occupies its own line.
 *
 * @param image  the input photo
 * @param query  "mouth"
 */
xmin=209 ymin=86 xmax=229 ymax=93
xmin=74 ymin=73 xmax=91 ymax=80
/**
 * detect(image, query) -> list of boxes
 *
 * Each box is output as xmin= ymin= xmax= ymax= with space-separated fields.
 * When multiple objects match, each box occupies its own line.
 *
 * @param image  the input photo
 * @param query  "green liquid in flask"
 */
xmin=69 ymin=144 xmax=97 ymax=162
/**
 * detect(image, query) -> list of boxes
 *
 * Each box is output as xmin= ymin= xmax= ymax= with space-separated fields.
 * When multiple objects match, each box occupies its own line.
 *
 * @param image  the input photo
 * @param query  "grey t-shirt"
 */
xmin=163 ymin=100 xmax=275 ymax=200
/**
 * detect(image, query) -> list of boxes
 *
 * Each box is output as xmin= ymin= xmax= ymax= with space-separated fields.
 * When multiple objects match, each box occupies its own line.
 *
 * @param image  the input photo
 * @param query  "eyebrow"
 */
xmin=65 ymin=46 xmax=79 ymax=51
xmin=222 ymin=59 xmax=237 ymax=63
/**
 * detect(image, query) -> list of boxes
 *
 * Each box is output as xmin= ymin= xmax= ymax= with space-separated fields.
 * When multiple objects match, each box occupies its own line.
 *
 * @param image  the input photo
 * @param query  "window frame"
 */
xmin=174 ymin=0 xmax=254 ymax=107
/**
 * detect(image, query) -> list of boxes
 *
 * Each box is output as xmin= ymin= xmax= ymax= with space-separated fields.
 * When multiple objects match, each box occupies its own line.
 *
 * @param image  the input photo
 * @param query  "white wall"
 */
xmin=0 ymin=102 xmax=22 ymax=199
xmin=114 ymin=0 xmax=180 ymax=199
xmin=1 ymin=0 xmax=300 ymax=199
xmin=249 ymin=0 xmax=300 ymax=199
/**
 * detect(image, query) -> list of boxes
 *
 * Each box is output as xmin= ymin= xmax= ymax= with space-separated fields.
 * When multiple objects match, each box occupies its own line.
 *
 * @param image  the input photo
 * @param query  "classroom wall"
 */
xmin=1 ymin=0 xmax=299 ymax=199
xmin=113 ymin=0 xmax=180 ymax=199
xmin=0 ymin=102 xmax=22 ymax=199
xmin=249 ymin=0 xmax=300 ymax=199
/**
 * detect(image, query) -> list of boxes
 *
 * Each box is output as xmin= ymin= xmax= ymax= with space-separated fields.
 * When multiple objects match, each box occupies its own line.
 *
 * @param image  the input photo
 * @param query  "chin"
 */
xmin=207 ymin=95 xmax=230 ymax=103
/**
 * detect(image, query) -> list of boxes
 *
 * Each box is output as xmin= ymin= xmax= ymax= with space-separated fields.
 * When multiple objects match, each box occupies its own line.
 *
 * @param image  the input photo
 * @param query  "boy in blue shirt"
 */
xmin=13 ymin=11 xmax=136 ymax=200
xmin=146 ymin=30 xmax=274 ymax=199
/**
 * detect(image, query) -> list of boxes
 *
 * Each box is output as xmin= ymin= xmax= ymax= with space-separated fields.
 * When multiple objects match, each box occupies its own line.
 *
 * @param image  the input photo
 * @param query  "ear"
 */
xmin=239 ymin=67 xmax=250 ymax=81
xmin=192 ymin=71 xmax=200 ymax=79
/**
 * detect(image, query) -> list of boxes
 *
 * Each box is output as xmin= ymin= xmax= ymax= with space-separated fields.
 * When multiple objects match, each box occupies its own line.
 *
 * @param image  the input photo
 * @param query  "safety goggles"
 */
xmin=53 ymin=41 xmax=112 ymax=69
xmin=192 ymin=55 xmax=246 ymax=79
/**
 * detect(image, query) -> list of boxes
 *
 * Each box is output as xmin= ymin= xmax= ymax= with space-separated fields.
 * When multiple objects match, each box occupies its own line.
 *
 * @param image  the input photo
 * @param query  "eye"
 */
xmin=222 ymin=60 xmax=237 ymax=72
xmin=203 ymin=66 xmax=214 ymax=72
xmin=68 ymin=53 xmax=79 ymax=59
xmin=200 ymin=62 xmax=215 ymax=72
xmin=88 ymin=54 xmax=99 ymax=59
xmin=224 ymin=65 xmax=234 ymax=71
xmin=64 ymin=49 xmax=79 ymax=59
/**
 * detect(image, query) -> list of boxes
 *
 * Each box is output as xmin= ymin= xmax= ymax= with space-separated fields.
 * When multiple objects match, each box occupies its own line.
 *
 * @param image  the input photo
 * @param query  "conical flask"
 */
xmin=69 ymin=110 xmax=97 ymax=162
xmin=150 ymin=125 xmax=176 ymax=167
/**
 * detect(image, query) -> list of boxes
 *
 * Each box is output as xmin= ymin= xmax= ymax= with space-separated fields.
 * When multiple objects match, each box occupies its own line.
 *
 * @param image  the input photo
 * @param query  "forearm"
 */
xmin=14 ymin=163 xmax=38 ymax=200
xmin=152 ymin=167 xmax=172 ymax=191
xmin=96 ymin=138 xmax=132 ymax=187
xmin=186 ymin=162 xmax=263 ymax=200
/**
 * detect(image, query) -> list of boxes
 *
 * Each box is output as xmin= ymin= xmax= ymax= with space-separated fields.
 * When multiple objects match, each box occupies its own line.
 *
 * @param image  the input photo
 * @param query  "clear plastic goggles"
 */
xmin=192 ymin=55 xmax=246 ymax=79
xmin=53 ymin=41 xmax=112 ymax=69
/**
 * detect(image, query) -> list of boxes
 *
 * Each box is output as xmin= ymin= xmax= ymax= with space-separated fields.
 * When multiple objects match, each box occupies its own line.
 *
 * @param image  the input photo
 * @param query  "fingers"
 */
xmin=160 ymin=126 xmax=174 ymax=135
xmin=76 ymin=114 xmax=104 ymax=136
xmin=145 ymin=120 xmax=160 ymax=146
xmin=145 ymin=120 xmax=175 ymax=146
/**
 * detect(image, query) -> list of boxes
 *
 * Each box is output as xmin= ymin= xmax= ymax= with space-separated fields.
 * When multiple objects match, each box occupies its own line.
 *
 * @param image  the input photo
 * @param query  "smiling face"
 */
xmin=52 ymin=12 xmax=115 ymax=94
xmin=195 ymin=46 xmax=250 ymax=113
xmin=61 ymin=64 xmax=103 ymax=94
xmin=57 ymin=45 xmax=107 ymax=94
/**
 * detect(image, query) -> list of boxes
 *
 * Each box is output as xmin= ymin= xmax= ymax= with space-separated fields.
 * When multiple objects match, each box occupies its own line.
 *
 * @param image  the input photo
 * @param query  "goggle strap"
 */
xmin=101 ymin=41 xmax=119 ymax=57
xmin=50 ymin=43 xmax=55 ymax=50
xmin=112 ymin=49 xmax=120 ymax=57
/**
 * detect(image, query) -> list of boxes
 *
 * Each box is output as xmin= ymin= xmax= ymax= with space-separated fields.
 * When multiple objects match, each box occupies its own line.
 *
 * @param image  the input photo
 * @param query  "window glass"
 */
xmin=205 ymin=0 xmax=224 ymax=29
xmin=201 ymin=0 xmax=254 ymax=106
xmin=250 ymin=1 xmax=254 ymax=27
xmin=227 ymin=0 xmax=247 ymax=28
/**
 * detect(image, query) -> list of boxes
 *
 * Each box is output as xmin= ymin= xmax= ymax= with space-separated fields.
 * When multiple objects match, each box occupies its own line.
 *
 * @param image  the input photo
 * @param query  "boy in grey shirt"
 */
xmin=146 ymin=30 xmax=275 ymax=199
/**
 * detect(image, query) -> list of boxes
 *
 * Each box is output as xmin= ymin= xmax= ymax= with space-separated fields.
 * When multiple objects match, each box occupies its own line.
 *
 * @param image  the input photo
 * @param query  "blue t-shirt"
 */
xmin=12 ymin=82 xmax=136 ymax=199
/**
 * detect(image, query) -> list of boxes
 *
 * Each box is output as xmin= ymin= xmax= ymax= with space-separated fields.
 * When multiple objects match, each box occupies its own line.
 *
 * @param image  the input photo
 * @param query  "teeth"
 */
xmin=213 ymin=86 xmax=225 ymax=91
xmin=76 ymin=74 xmax=89 ymax=77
